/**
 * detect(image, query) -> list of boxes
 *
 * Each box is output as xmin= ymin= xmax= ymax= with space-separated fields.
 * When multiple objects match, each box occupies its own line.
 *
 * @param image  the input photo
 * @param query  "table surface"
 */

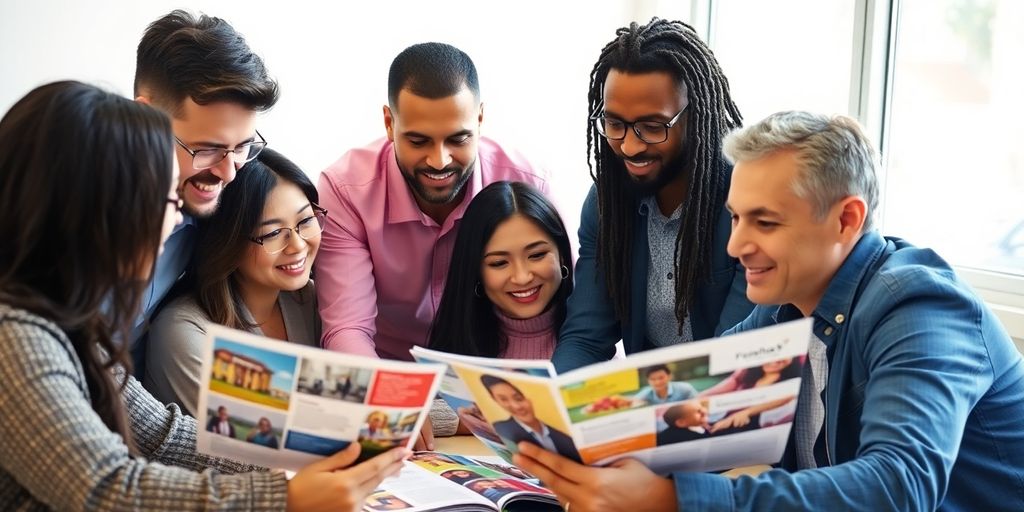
xmin=432 ymin=435 xmax=770 ymax=478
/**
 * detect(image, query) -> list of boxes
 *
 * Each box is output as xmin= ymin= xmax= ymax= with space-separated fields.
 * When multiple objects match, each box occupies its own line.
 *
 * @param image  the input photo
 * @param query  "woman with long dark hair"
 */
xmin=0 ymin=81 xmax=403 ymax=511
xmin=146 ymin=148 xmax=323 ymax=415
xmin=428 ymin=181 xmax=573 ymax=359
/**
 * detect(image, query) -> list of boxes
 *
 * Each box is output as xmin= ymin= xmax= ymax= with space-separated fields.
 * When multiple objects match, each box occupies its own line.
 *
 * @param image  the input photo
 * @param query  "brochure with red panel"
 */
xmin=196 ymin=324 xmax=444 ymax=471
xmin=427 ymin=319 xmax=811 ymax=474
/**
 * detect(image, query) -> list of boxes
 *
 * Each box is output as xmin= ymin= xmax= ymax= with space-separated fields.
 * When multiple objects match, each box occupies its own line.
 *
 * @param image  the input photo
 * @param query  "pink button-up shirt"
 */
xmin=316 ymin=137 xmax=550 ymax=360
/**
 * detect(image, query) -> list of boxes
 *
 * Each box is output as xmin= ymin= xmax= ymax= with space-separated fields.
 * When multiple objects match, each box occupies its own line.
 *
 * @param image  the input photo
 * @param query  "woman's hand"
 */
xmin=711 ymin=410 xmax=751 ymax=433
xmin=287 ymin=442 xmax=409 ymax=512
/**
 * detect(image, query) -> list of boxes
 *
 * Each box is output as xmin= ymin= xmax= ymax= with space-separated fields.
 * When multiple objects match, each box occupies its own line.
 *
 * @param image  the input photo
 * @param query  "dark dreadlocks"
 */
xmin=587 ymin=18 xmax=742 ymax=331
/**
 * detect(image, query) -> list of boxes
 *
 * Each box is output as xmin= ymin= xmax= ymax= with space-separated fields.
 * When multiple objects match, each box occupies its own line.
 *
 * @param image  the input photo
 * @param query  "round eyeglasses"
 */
xmin=249 ymin=206 xmax=328 ymax=255
xmin=174 ymin=130 xmax=268 ymax=170
xmin=591 ymin=105 xmax=687 ymax=144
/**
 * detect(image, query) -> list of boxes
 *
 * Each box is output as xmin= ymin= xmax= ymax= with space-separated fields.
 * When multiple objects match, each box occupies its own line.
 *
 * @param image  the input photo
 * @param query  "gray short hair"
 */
xmin=722 ymin=111 xmax=879 ymax=231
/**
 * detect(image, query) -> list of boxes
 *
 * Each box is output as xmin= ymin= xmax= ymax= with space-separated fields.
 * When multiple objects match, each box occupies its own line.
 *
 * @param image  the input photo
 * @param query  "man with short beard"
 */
xmin=131 ymin=10 xmax=278 ymax=377
xmin=316 ymin=42 xmax=548 ymax=361
xmin=552 ymin=18 xmax=754 ymax=373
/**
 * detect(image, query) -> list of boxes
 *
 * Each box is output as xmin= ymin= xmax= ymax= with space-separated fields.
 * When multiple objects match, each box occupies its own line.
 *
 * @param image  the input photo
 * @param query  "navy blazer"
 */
xmin=493 ymin=418 xmax=582 ymax=463
xmin=553 ymin=183 xmax=754 ymax=373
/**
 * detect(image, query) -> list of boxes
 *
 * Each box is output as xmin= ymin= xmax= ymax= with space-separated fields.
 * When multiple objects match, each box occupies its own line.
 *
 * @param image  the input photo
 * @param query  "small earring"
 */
xmin=474 ymin=282 xmax=484 ymax=297
xmin=560 ymin=265 xmax=569 ymax=280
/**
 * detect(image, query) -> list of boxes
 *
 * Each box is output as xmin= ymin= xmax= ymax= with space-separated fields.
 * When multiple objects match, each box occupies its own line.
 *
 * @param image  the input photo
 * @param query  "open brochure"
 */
xmin=364 ymin=452 xmax=559 ymax=512
xmin=421 ymin=319 xmax=811 ymax=474
xmin=196 ymin=324 xmax=445 ymax=471
xmin=410 ymin=347 xmax=555 ymax=465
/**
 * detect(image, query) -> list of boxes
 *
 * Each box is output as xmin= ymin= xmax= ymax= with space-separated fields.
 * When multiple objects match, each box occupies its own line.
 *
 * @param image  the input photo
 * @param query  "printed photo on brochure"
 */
xmin=196 ymin=324 xmax=445 ymax=471
xmin=427 ymin=319 xmax=812 ymax=474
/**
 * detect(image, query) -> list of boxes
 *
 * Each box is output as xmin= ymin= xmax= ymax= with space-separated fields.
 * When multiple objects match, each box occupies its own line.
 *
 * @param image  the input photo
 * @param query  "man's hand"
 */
xmin=513 ymin=442 xmax=677 ymax=512
xmin=287 ymin=442 xmax=409 ymax=512
xmin=413 ymin=418 xmax=435 ymax=451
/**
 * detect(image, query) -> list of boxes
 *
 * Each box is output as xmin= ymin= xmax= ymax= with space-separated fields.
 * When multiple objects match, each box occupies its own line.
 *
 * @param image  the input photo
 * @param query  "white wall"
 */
xmin=1 ymin=1 xmax=692 ymax=251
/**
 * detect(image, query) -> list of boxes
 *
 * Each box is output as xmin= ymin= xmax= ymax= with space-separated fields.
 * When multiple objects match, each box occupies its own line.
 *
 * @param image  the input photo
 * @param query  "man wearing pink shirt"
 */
xmin=316 ymin=42 xmax=550 ymax=363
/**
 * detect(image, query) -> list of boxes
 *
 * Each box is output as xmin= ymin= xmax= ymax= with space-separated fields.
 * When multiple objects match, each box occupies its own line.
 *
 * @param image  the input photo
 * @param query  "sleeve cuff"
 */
xmin=673 ymin=471 xmax=734 ymax=512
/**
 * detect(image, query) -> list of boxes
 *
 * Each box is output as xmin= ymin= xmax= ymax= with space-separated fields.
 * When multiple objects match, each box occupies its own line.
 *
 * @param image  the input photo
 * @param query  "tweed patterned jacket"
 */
xmin=0 ymin=304 xmax=288 ymax=511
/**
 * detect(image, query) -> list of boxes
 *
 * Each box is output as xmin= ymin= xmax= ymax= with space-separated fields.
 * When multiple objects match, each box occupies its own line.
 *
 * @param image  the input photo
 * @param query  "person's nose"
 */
xmin=209 ymin=152 xmax=238 ymax=185
xmin=620 ymin=127 xmax=648 ymax=158
xmin=426 ymin=143 xmax=453 ymax=171
xmin=509 ymin=260 xmax=533 ymax=286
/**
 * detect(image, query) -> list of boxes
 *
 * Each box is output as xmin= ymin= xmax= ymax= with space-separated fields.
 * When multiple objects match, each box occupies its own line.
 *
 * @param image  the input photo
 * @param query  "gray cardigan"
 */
xmin=0 ymin=304 xmax=287 ymax=511
xmin=144 ymin=282 xmax=321 ymax=416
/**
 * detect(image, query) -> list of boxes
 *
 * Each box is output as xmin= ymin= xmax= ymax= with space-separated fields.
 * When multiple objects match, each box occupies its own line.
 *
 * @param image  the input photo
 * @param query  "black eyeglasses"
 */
xmin=166 ymin=197 xmax=183 ymax=213
xmin=591 ymin=104 xmax=688 ymax=144
xmin=174 ymin=130 xmax=268 ymax=170
xmin=249 ymin=206 xmax=328 ymax=255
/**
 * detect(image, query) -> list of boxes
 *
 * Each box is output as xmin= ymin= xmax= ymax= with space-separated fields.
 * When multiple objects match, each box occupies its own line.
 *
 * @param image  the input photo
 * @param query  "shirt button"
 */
xmin=667 ymin=272 xmax=673 ymax=280
xmin=824 ymin=327 xmax=834 ymax=336
xmin=835 ymin=314 xmax=845 ymax=324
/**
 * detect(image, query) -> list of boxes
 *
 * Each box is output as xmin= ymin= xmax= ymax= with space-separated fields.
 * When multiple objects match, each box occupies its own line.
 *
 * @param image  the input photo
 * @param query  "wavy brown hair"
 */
xmin=0 ymin=81 xmax=174 ymax=450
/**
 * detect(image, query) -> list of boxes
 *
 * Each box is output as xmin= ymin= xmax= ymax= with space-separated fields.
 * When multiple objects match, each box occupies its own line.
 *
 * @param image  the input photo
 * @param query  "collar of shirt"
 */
xmin=383 ymin=141 xmax=483 ymax=228
xmin=513 ymin=417 xmax=551 ymax=439
xmin=639 ymin=195 xmax=683 ymax=223
xmin=171 ymin=212 xmax=197 ymax=236
xmin=770 ymin=230 xmax=887 ymax=346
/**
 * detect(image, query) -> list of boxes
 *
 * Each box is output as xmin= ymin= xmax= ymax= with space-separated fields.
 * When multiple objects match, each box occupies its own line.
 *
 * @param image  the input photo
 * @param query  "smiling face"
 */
xmin=602 ymin=69 xmax=688 ymax=195
xmin=487 ymin=382 xmax=536 ymax=423
xmin=646 ymin=369 xmax=671 ymax=394
xmin=171 ymin=99 xmax=258 ymax=217
xmin=480 ymin=215 xmax=563 ymax=320
xmin=367 ymin=412 xmax=388 ymax=430
xmin=674 ymin=401 xmax=708 ymax=428
xmin=235 ymin=181 xmax=320 ymax=299
xmin=727 ymin=149 xmax=860 ymax=315
xmin=385 ymin=86 xmax=482 ymax=214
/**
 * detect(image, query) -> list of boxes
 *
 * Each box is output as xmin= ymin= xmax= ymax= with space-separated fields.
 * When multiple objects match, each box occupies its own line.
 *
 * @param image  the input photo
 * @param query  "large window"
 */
xmin=708 ymin=0 xmax=1021 ymax=342
xmin=710 ymin=0 xmax=857 ymax=122
xmin=883 ymin=0 xmax=1023 ymax=278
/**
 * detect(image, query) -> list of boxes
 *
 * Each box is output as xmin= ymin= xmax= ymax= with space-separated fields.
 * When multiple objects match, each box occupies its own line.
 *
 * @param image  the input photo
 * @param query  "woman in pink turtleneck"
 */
xmin=427 ymin=181 xmax=572 ymax=361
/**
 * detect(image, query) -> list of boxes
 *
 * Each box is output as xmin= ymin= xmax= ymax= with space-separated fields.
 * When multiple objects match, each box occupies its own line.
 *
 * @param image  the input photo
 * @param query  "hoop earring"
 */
xmin=474 ymin=282 xmax=484 ymax=297
xmin=560 ymin=265 xmax=569 ymax=280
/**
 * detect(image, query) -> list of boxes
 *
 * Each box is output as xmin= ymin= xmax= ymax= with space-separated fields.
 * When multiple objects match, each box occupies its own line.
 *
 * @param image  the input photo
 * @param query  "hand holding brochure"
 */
xmin=196 ymin=324 xmax=444 ymax=471
xmin=423 ymin=319 xmax=811 ymax=474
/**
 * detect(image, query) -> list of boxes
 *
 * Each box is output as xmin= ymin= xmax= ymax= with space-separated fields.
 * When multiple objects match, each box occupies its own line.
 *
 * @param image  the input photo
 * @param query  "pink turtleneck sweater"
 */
xmin=496 ymin=307 xmax=557 ymax=360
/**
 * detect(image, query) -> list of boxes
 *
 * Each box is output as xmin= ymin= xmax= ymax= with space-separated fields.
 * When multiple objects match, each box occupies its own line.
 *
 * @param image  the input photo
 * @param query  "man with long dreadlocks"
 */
xmin=552 ymin=18 xmax=753 ymax=373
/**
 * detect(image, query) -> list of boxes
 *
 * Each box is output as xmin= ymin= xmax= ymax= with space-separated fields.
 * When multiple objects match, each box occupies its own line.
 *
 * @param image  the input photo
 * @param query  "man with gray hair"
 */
xmin=512 ymin=111 xmax=1024 ymax=511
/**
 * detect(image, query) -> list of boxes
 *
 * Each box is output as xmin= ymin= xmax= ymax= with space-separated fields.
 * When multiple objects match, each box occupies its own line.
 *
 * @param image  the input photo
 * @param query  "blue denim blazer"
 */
xmin=553 ymin=184 xmax=753 ymax=373
xmin=674 ymin=231 xmax=1024 ymax=511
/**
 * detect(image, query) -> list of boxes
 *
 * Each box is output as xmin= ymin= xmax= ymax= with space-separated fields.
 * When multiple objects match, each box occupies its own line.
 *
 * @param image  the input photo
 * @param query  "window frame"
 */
xmin=704 ymin=0 xmax=1023 ymax=341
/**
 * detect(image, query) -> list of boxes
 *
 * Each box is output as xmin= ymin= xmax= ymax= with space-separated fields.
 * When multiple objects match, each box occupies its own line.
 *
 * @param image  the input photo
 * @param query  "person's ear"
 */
xmin=836 ymin=196 xmax=867 ymax=243
xmin=383 ymin=105 xmax=395 ymax=142
xmin=477 ymin=101 xmax=484 ymax=127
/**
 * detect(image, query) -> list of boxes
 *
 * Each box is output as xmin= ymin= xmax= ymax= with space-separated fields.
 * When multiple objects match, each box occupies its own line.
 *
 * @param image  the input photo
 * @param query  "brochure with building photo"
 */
xmin=364 ymin=452 xmax=560 ymax=512
xmin=196 ymin=324 xmax=445 ymax=471
xmin=409 ymin=346 xmax=555 ymax=465
xmin=432 ymin=319 xmax=811 ymax=474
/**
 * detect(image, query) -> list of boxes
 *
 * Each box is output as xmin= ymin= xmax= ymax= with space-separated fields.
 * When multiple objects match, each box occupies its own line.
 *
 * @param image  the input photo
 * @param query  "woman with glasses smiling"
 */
xmin=146 ymin=147 xmax=325 ymax=416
